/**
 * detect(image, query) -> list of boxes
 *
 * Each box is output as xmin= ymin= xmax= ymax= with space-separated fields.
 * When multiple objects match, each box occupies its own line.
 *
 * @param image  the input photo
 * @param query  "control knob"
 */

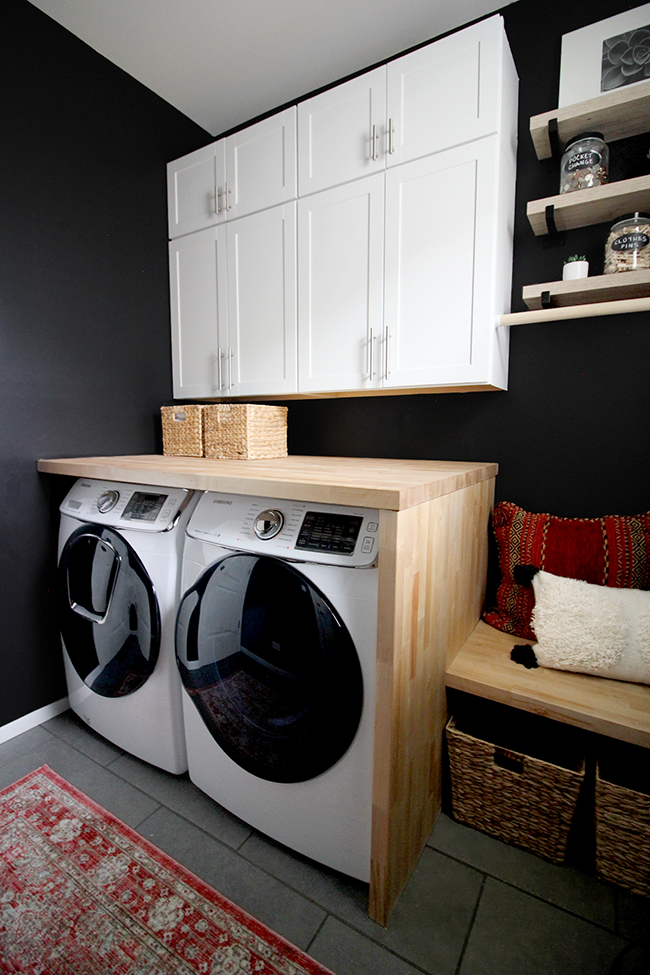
xmin=97 ymin=490 xmax=120 ymax=513
xmin=253 ymin=508 xmax=284 ymax=540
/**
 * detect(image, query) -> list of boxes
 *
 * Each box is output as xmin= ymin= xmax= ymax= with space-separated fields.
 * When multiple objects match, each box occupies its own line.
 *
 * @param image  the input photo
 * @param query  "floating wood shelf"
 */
xmin=447 ymin=621 xmax=650 ymax=747
xmin=527 ymin=175 xmax=650 ymax=236
xmin=500 ymin=295 xmax=650 ymax=326
xmin=530 ymin=79 xmax=650 ymax=160
xmin=522 ymin=269 xmax=650 ymax=310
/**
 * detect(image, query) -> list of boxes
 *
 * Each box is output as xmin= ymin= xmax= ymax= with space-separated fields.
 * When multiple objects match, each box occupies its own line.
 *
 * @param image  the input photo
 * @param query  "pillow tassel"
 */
xmin=511 ymin=644 xmax=539 ymax=669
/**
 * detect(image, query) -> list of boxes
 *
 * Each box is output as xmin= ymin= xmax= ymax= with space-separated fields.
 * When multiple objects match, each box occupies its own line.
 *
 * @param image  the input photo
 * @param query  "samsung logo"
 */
xmin=212 ymin=499 xmax=233 ymax=505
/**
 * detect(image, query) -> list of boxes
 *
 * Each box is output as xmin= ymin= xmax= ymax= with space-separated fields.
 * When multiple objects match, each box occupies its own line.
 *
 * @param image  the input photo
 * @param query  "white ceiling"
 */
xmin=28 ymin=0 xmax=511 ymax=137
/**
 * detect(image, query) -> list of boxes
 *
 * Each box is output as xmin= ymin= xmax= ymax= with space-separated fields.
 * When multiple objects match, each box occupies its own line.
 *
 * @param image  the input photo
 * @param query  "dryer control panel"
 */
xmin=60 ymin=479 xmax=193 ymax=532
xmin=187 ymin=492 xmax=380 ymax=567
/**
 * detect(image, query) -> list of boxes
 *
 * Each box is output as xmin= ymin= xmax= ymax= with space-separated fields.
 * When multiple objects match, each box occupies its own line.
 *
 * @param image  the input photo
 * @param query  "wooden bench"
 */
xmin=446 ymin=620 xmax=650 ymax=747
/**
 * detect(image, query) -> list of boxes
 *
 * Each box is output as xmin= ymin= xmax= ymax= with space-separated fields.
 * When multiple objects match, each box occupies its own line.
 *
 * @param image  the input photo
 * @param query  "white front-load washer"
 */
xmin=57 ymin=478 xmax=199 ymax=774
xmin=175 ymin=491 xmax=379 ymax=881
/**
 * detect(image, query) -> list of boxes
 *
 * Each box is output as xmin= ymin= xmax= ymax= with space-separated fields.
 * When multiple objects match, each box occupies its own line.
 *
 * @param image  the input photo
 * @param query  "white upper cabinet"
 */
xmin=297 ymin=16 xmax=515 ymax=197
xmin=297 ymin=68 xmax=387 ymax=197
xmin=225 ymin=203 xmax=297 ymax=398
xmin=297 ymin=174 xmax=385 ymax=393
xmin=225 ymin=109 xmax=297 ymax=221
xmin=169 ymin=204 xmax=297 ymax=399
xmin=169 ymin=225 xmax=228 ymax=398
xmin=385 ymin=15 xmax=508 ymax=168
xmin=167 ymin=14 xmax=517 ymax=399
xmin=167 ymin=142 xmax=224 ymax=240
xmin=383 ymin=136 xmax=512 ymax=390
xmin=167 ymin=108 xmax=297 ymax=238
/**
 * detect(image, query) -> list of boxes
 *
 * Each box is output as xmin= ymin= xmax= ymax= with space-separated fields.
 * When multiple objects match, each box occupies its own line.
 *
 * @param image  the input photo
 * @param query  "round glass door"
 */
xmin=58 ymin=525 xmax=161 ymax=697
xmin=175 ymin=555 xmax=364 ymax=783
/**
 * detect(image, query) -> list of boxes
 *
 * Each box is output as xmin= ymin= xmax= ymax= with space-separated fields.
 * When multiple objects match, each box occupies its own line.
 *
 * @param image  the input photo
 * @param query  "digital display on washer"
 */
xmin=121 ymin=492 xmax=167 ymax=522
xmin=295 ymin=511 xmax=363 ymax=555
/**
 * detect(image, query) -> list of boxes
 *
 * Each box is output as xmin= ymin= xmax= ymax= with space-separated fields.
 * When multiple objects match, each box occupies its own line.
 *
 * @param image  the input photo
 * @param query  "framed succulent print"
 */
xmin=558 ymin=3 xmax=650 ymax=107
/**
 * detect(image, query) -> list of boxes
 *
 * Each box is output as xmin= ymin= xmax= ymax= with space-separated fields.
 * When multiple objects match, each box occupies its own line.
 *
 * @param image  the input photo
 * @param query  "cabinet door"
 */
xmin=224 ymin=204 xmax=297 ymax=397
xmin=386 ymin=15 xmax=506 ymax=167
xmin=383 ymin=138 xmax=500 ymax=388
xmin=298 ymin=175 xmax=384 ymax=393
xmin=298 ymin=68 xmax=386 ymax=197
xmin=169 ymin=226 xmax=228 ymax=398
xmin=167 ymin=141 xmax=227 ymax=239
xmin=226 ymin=108 xmax=297 ymax=219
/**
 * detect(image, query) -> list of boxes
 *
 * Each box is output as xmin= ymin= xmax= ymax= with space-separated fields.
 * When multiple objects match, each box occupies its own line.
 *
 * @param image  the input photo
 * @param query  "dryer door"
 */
xmin=58 ymin=525 xmax=161 ymax=697
xmin=176 ymin=554 xmax=363 ymax=783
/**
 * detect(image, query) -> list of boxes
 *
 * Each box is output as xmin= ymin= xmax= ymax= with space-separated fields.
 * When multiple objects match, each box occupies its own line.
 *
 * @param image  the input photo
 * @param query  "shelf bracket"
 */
xmin=545 ymin=203 xmax=558 ymax=236
xmin=541 ymin=290 xmax=552 ymax=309
xmin=547 ymin=118 xmax=562 ymax=160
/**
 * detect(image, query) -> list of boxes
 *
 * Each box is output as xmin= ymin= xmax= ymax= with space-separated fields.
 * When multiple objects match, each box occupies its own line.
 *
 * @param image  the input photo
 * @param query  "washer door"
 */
xmin=175 ymin=555 xmax=364 ymax=783
xmin=58 ymin=525 xmax=161 ymax=697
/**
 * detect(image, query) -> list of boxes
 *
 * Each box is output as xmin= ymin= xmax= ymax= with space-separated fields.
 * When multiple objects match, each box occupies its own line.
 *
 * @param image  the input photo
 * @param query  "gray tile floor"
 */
xmin=1 ymin=710 xmax=649 ymax=975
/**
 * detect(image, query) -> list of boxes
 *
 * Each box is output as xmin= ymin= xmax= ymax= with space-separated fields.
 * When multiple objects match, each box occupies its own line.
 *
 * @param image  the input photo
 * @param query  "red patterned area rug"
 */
xmin=0 ymin=765 xmax=335 ymax=974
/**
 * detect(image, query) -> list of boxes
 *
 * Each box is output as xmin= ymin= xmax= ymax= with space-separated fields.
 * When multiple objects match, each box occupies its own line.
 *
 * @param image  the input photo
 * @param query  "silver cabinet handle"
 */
xmin=368 ymin=328 xmax=374 ymax=379
xmin=371 ymin=125 xmax=378 ymax=161
xmin=227 ymin=347 xmax=233 ymax=389
xmin=216 ymin=186 xmax=223 ymax=213
xmin=226 ymin=182 xmax=232 ymax=211
xmin=384 ymin=326 xmax=390 ymax=379
xmin=388 ymin=118 xmax=395 ymax=155
xmin=217 ymin=347 xmax=223 ymax=390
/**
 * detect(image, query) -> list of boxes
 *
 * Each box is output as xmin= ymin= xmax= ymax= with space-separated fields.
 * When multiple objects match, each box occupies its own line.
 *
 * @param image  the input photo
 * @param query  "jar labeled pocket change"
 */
xmin=604 ymin=213 xmax=650 ymax=274
xmin=560 ymin=132 xmax=609 ymax=194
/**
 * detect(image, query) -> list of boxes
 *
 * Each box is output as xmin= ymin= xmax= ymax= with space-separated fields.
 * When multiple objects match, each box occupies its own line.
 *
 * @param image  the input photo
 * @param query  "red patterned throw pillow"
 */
xmin=483 ymin=501 xmax=650 ymax=640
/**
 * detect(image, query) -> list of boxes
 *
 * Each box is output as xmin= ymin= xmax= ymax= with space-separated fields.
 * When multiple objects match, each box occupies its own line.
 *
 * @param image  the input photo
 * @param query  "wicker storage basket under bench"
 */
xmin=596 ymin=740 xmax=650 ymax=896
xmin=446 ymin=699 xmax=586 ymax=863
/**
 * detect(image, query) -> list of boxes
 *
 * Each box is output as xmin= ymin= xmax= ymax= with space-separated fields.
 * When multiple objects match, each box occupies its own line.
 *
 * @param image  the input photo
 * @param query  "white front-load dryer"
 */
xmin=175 ymin=491 xmax=379 ymax=881
xmin=57 ymin=478 xmax=199 ymax=773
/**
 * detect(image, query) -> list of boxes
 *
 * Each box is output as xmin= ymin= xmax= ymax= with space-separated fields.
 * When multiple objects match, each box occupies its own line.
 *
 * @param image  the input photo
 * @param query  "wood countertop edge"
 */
xmin=37 ymin=455 xmax=498 ymax=511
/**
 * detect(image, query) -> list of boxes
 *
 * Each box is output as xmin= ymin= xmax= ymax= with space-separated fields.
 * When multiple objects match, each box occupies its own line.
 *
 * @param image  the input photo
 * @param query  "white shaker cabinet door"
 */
xmin=298 ymin=67 xmax=386 ymax=197
xmin=298 ymin=174 xmax=384 ymax=393
xmin=167 ymin=141 xmax=227 ymax=239
xmin=224 ymin=203 xmax=297 ymax=398
xmin=169 ymin=226 xmax=228 ymax=399
xmin=386 ymin=15 xmax=508 ymax=167
xmin=226 ymin=108 xmax=297 ymax=220
xmin=384 ymin=136 xmax=506 ymax=389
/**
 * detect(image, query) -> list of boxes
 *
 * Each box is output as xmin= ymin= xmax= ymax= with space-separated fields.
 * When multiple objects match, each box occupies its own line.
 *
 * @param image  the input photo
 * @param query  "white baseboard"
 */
xmin=0 ymin=697 xmax=70 ymax=745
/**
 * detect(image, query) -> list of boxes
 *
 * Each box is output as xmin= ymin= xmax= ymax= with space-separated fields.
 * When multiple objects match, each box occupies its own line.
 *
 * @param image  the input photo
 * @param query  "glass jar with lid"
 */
xmin=559 ymin=132 xmax=609 ymax=194
xmin=604 ymin=213 xmax=650 ymax=273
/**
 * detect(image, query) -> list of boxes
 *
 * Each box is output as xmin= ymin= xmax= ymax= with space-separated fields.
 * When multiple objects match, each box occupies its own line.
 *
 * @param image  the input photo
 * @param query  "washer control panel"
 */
xmin=187 ymin=492 xmax=380 ymax=567
xmin=60 ymin=479 xmax=193 ymax=532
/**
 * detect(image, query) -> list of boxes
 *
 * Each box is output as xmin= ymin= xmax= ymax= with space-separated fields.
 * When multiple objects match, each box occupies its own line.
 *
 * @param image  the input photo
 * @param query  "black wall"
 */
xmin=0 ymin=0 xmax=209 ymax=725
xmin=1 ymin=0 xmax=648 ymax=727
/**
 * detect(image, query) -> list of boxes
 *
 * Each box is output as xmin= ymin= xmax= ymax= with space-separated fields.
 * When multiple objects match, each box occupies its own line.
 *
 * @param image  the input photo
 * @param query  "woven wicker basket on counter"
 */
xmin=160 ymin=405 xmax=205 ymax=457
xmin=203 ymin=404 xmax=287 ymax=460
xmin=596 ymin=743 xmax=650 ymax=896
xmin=161 ymin=403 xmax=288 ymax=459
xmin=446 ymin=706 xmax=585 ymax=863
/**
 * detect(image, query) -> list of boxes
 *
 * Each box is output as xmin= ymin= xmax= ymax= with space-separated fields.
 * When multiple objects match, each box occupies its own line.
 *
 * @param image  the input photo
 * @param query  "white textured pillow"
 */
xmin=531 ymin=570 xmax=650 ymax=684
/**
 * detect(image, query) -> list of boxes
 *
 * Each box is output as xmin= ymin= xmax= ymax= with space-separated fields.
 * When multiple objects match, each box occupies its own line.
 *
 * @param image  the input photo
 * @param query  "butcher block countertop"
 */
xmin=36 ymin=454 xmax=498 ymax=511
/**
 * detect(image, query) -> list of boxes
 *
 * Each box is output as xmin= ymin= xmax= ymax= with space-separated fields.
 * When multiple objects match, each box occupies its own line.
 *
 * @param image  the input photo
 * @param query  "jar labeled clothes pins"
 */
xmin=559 ymin=132 xmax=609 ymax=194
xmin=604 ymin=213 xmax=650 ymax=273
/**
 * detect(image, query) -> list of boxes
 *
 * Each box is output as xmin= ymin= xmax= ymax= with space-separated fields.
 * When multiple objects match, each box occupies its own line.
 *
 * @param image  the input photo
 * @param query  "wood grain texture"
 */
xmin=369 ymin=477 xmax=494 ymax=924
xmin=446 ymin=621 xmax=650 ymax=747
xmin=36 ymin=455 xmax=497 ymax=511
xmin=501 ymin=296 xmax=650 ymax=327
xmin=529 ymin=79 xmax=650 ymax=160
xmin=523 ymin=269 xmax=650 ymax=310
xmin=526 ymin=174 xmax=650 ymax=236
